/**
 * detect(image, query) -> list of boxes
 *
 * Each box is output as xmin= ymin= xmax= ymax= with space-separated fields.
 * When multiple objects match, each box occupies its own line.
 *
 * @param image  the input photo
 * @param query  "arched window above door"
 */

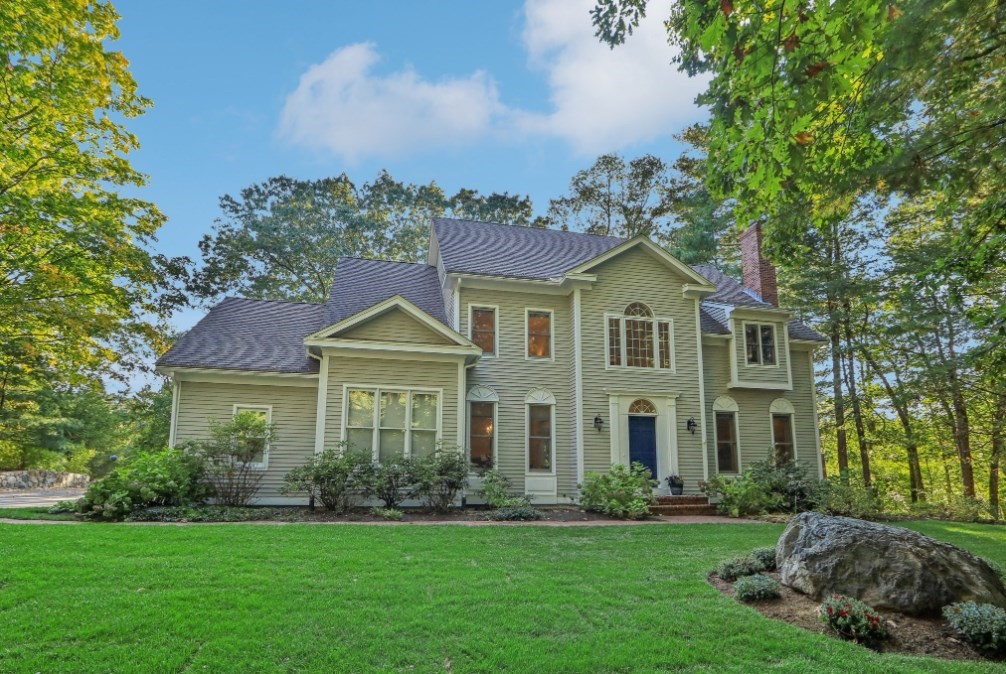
xmin=628 ymin=398 xmax=657 ymax=414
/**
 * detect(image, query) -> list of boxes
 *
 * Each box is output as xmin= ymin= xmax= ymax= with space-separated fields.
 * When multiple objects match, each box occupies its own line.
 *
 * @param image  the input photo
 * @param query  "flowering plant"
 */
xmin=819 ymin=595 xmax=888 ymax=643
xmin=666 ymin=474 xmax=684 ymax=487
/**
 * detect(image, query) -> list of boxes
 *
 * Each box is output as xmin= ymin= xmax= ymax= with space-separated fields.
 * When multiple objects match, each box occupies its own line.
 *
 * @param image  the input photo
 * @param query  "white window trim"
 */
xmin=604 ymin=312 xmax=676 ymax=372
xmin=713 ymin=410 xmax=742 ymax=474
xmin=524 ymin=307 xmax=555 ymax=361
xmin=467 ymin=400 xmax=497 ymax=469
xmin=340 ymin=385 xmax=443 ymax=462
xmin=769 ymin=398 xmax=798 ymax=463
xmin=232 ymin=404 xmax=272 ymax=470
xmin=525 ymin=400 xmax=556 ymax=475
xmin=742 ymin=321 xmax=780 ymax=368
xmin=467 ymin=304 xmax=499 ymax=358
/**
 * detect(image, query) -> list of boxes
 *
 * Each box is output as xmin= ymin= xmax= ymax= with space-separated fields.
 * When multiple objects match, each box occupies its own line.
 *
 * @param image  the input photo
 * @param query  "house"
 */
xmin=156 ymin=218 xmax=826 ymax=504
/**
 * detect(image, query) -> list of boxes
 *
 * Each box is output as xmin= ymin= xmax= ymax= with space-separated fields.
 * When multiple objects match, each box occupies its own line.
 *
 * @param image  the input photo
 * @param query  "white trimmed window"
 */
xmin=467 ymin=385 xmax=498 ymax=469
xmin=232 ymin=404 xmax=271 ymax=469
xmin=526 ymin=308 xmax=553 ymax=359
xmin=712 ymin=396 xmax=740 ymax=474
xmin=770 ymin=398 xmax=796 ymax=463
xmin=606 ymin=302 xmax=673 ymax=370
xmin=744 ymin=323 xmax=778 ymax=366
xmin=469 ymin=306 xmax=497 ymax=356
xmin=525 ymin=388 xmax=555 ymax=473
xmin=344 ymin=388 xmax=440 ymax=462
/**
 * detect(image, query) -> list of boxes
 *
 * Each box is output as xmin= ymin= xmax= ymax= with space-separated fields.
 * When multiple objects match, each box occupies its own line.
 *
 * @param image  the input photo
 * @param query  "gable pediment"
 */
xmin=566 ymin=236 xmax=716 ymax=292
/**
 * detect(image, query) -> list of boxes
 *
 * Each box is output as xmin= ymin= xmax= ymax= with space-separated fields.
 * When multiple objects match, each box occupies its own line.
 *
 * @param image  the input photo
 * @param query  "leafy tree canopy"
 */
xmin=191 ymin=172 xmax=539 ymax=304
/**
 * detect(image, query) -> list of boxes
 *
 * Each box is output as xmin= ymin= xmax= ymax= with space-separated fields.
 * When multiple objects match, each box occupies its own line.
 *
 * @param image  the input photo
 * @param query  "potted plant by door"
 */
xmin=667 ymin=474 xmax=684 ymax=495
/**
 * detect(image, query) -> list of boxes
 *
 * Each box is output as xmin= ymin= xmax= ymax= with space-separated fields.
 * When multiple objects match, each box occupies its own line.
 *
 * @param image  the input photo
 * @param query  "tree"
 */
xmin=0 ymin=0 xmax=189 ymax=394
xmin=547 ymin=153 xmax=673 ymax=238
xmin=191 ymin=173 xmax=539 ymax=304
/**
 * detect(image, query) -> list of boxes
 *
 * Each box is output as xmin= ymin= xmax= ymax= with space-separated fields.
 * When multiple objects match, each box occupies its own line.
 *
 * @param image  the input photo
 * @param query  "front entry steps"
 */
xmin=648 ymin=495 xmax=718 ymax=517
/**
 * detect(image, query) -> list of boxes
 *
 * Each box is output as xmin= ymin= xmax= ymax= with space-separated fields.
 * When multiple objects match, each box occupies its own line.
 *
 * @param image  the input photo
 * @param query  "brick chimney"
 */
xmin=740 ymin=223 xmax=778 ymax=306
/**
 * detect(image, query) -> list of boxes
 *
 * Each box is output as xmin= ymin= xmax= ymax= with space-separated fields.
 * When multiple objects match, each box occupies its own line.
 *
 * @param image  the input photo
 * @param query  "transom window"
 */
xmin=470 ymin=306 xmax=496 ymax=356
xmin=628 ymin=398 xmax=657 ymax=414
xmin=526 ymin=309 xmax=552 ymax=359
xmin=607 ymin=303 xmax=673 ymax=369
xmin=744 ymin=323 xmax=778 ymax=366
xmin=345 ymin=388 xmax=439 ymax=462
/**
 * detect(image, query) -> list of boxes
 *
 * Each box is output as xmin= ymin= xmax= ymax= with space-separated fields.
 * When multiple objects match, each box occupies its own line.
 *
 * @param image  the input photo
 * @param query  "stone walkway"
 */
xmin=0 ymin=488 xmax=85 ymax=508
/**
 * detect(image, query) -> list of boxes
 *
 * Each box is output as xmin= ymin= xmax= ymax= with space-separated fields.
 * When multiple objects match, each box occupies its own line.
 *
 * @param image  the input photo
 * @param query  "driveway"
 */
xmin=0 ymin=488 xmax=85 ymax=508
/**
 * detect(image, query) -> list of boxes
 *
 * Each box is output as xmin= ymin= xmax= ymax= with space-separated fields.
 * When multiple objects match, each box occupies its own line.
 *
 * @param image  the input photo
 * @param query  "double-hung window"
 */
xmin=744 ymin=323 xmax=778 ymax=366
xmin=606 ymin=303 xmax=673 ymax=370
xmin=715 ymin=412 xmax=739 ymax=473
xmin=344 ymin=388 xmax=440 ymax=462
xmin=468 ymin=402 xmax=495 ymax=469
xmin=526 ymin=309 xmax=553 ymax=359
xmin=772 ymin=414 xmax=795 ymax=464
xmin=470 ymin=306 xmax=497 ymax=356
xmin=232 ymin=405 xmax=271 ymax=469
xmin=527 ymin=404 xmax=552 ymax=471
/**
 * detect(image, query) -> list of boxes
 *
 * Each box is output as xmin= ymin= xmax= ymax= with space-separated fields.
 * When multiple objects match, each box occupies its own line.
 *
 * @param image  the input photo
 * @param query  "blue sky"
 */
xmin=114 ymin=0 xmax=707 ymax=358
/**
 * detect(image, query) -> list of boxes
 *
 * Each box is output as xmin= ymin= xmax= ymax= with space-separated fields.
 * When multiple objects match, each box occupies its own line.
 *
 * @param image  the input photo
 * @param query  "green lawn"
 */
xmin=1 ymin=521 xmax=1003 ymax=673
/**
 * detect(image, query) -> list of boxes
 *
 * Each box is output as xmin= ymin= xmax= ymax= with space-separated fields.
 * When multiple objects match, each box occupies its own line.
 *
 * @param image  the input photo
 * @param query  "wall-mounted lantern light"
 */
xmin=593 ymin=415 xmax=604 ymax=432
xmin=686 ymin=417 xmax=698 ymax=434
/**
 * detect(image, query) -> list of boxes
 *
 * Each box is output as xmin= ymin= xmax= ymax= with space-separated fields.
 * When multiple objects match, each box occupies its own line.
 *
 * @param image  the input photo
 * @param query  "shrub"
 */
xmin=184 ymin=412 xmax=274 ymax=506
xmin=363 ymin=456 xmax=415 ymax=509
xmin=703 ymin=472 xmax=781 ymax=518
xmin=579 ymin=462 xmax=655 ymax=520
xmin=126 ymin=506 xmax=290 ymax=523
xmin=810 ymin=475 xmax=884 ymax=519
xmin=486 ymin=506 xmax=543 ymax=521
xmin=943 ymin=602 xmax=1006 ymax=652
xmin=479 ymin=468 xmax=533 ymax=508
xmin=716 ymin=554 xmax=767 ymax=581
xmin=282 ymin=447 xmax=371 ymax=513
xmin=410 ymin=449 xmax=469 ymax=512
xmin=734 ymin=574 xmax=781 ymax=602
xmin=745 ymin=457 xmax=818 ymax=513
xmin=47 ymin=500 xmax=78 ymax=515
xmin=76 ymin=449 xmax=209 ymax=520
xmin=750 ymin=546 xmax=778 ymax=571
xmin=371 ymin=507 xmax=404 ymax=521
xmin=981 ymin=558 xmax=1006 ymax=586
xmin=819 ymin=595 xmax=888 ymax=643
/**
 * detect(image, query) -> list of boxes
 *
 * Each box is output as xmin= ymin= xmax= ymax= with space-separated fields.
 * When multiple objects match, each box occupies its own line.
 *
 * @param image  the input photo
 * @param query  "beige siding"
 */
xmin=339 ymin=308 xmax=453 ymax=345
xmin=703 ymin=342 xmax=820 ymax=474
xmin=579 ymin=247 xmax=706 ymax=493
xmin=323 ymin=355 xmax=461 ymax=453
xmin=459 ymin=288 xmax=575 ymax=497
xmin=731 ymin=318 xmax=791 ymax=388
xmin=174 ymin=381 xmax=318 ymax=500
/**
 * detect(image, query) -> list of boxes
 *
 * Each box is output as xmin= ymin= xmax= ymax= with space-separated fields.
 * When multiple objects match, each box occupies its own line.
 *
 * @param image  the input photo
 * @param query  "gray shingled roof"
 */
xmin=325 ymin=257 xmax=449 ymax=326
xmin=434 ymin=217 xmax=625 ymax=280
xmin=156 ymin=298 xmax=325 ymax=373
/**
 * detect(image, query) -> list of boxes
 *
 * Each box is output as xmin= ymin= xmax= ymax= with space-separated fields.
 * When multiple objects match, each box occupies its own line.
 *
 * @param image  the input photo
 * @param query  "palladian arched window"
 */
xmin=607 ymin=303 xmax=673 ymax=370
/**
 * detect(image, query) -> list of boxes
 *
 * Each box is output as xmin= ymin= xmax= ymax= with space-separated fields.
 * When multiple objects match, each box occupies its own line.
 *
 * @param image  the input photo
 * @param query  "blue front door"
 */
xmin=628 ymin=415 xmax=658 ymax=479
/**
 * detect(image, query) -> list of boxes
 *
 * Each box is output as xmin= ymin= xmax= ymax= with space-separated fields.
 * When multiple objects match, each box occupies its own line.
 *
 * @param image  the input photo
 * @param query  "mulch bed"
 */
xmin=290 ymin=505 xmax=612 ymax=523
xmin=709 ymin=571 xmax=1003 ymax=662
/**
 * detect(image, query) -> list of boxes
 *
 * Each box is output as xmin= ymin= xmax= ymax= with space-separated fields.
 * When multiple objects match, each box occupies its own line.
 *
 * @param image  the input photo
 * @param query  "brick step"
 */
xmin=648 ymin=504 xmax=719 ymax=517
xmin=653 ymin=495 xmax=710 ymax=506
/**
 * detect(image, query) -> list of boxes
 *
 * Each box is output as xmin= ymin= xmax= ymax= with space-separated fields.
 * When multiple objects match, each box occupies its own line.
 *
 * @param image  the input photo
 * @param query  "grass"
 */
xmin=0 ymin=521 xmax=1003 ymax=673
xmin=0 ymin=506 xmax=77 ymax=521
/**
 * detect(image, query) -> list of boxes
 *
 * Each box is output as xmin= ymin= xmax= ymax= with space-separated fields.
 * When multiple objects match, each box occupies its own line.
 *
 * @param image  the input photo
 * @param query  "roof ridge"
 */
xmin=337 ymin=256 xmax=435 ymax=268
xmin=434 ymin=217 xmax=624 ymax=242
xmin=221 ymin=296 xmax=323 ymax=307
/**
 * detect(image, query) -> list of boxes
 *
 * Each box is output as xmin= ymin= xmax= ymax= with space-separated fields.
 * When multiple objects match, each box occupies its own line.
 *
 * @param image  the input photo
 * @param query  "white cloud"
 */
xmin=278 ymin=2 xmax=706 ymax=160
xmin=278 ymin=43 xmax=506 ymax=162
xmin=518 ymin=0 xmax=707 ymax=153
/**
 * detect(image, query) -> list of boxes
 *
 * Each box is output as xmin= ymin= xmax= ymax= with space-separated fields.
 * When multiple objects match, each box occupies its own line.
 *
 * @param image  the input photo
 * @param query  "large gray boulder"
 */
xmin=777 ymin=512 xmax=1006 ymax=616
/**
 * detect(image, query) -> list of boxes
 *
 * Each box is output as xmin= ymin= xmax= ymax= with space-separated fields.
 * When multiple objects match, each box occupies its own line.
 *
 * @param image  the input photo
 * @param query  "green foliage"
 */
xmin=0 ymin=0 xmax=189 ymax=393
xmin=76 ymin=449 xmax=208 ymax=520
xmin=370 ymin=507 xmax=404 ymax=521
xmin=716 ymin=554 xmax=767 ymax=582
xmin=362 ymin=455 xmax=415 ymax=509
xmin=733 ymin=574 xmax=781 ymax=602
xmin=579 ymin=462 xmax=656 ymax=520
xmin=478 ymin=468 xmax=533 ymax=508
xmin=819 ymin=595 xmax=889 ymax=644
xmin=704 ymin=472 xmax=781 ymax=518
xmin=125 ymin=506 xmax=289 ymax=523
xmin=191 ymin=173 xmax=540 ymax=304
xmin=47 ymin=501 xmax=78 ymax=515
xmin=410 ymin=449 xmax=469 ymax=513
xmin=120 ymin=384 xmax=173 ymax=455
xmin=943 ymin=602 xmax=1006 ymax=653
xmin=485 ymin=506 xmax=543 ymax=521
xmin=750 ymin=547 xmax=777 ymax=572
xmin=811 ymin=476 xmax=884 ymax=520
xmin=282 ymin=446 xmax=371 ymax=514
xmin=183 ymin=412 xmax=274 ymax=506
xmin=981 ymin=558 xmax=1006 ymax=586
xmin=705 ymin=458 xmax=820 ymax=518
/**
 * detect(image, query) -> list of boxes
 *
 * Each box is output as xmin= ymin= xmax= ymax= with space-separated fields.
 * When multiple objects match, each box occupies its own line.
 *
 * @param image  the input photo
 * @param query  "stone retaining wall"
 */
xmin=0 ymin=471 xmax=90 ymax=490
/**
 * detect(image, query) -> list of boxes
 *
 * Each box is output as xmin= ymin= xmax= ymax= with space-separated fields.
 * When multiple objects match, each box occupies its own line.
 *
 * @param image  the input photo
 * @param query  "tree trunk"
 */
xmin=841 ymin=311 xmax=871 ymax=486
xmin=829 ymin=317 xmax=849 ymax=476
xmin=991 ymin=392 xmax=1006 ymax=520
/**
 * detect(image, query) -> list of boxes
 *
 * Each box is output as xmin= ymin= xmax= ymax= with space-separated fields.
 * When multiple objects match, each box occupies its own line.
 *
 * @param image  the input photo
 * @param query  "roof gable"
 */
xmin=309 ymin=295 xmax=474 ymax=348
xmin=568 ymin=236 xmax=716 ymax=290
xmin=337 ymin=306 xmax=455 ymax=345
